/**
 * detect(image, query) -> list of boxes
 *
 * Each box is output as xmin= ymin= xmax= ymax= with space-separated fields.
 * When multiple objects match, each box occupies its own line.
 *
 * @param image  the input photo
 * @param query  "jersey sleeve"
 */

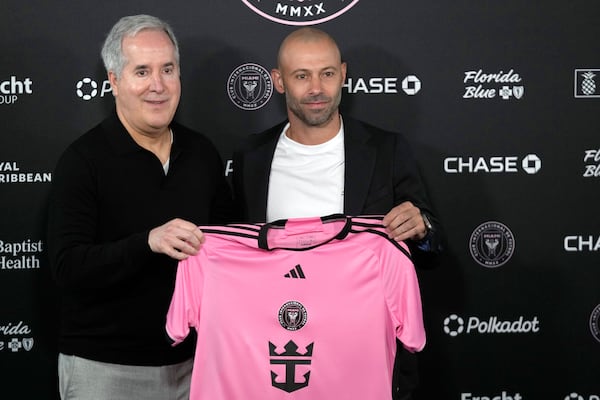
xmin=166 ymin=256 xmax=204 ymax=346
xmin=381 ymin=241 xmax=426 ymax=352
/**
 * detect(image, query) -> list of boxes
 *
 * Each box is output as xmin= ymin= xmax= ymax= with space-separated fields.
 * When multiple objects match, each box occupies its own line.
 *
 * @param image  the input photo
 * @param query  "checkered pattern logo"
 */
xmin=574 ymin=69 xmax=600 ymax=98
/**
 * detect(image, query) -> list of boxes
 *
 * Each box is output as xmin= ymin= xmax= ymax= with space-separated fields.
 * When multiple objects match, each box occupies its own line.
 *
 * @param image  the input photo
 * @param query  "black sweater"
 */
xmin=46 ymin=112 xmax=235 ymax=365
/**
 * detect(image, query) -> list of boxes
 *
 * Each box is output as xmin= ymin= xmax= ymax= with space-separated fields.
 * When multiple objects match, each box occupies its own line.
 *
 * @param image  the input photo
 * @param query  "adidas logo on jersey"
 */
xmin=284 ymin=264 xmax=306 ymax=279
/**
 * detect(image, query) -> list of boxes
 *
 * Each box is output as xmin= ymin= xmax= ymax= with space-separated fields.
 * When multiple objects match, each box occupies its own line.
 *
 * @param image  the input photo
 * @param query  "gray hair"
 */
xmin=101 ymin=14 xmax=180 ymax=79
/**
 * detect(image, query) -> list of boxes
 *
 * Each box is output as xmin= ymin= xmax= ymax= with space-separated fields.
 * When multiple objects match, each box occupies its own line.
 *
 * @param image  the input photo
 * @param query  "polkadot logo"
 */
xmin=564 ymin=394 xmax=583 ymax=400
xmin=76 ymin=78 xmax=98 ymax=101
xmin=443 ymin=314 xmax=464 ymax=337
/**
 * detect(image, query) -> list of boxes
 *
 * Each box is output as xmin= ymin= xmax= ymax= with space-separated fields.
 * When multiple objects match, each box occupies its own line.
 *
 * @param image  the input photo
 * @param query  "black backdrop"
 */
xmin=1 ymin=1 xmax=599 ymax=399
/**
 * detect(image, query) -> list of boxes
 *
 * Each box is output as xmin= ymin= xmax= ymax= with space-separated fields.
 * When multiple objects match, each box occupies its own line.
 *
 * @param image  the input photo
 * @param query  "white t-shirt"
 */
xmin=266 ymin=122 xmax=345 ymax=222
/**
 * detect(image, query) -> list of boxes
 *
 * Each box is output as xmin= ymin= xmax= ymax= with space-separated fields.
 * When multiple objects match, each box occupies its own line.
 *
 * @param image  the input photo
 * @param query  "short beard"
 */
xmin=286 ymin=90 xmax=342 ymax=127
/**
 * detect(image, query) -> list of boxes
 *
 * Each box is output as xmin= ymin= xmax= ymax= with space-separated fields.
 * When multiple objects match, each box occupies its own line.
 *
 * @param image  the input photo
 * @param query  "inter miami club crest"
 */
xmin=590 ymin=304 xmax=600 ymax=344
xmin=240 ymin=0 xmax=360 ymax=26
xmin=278 ymin=300 xmax=308 ymax=331
xmin=227 ymin=63 xmax=273 ymax=110
xmin=469 ymin=221 xmax=515 ymax=268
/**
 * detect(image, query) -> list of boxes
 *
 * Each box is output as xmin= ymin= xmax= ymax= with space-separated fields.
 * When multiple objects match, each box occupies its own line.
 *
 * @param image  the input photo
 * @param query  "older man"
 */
xmin=47 ymin=15 xmax=234 ymax=399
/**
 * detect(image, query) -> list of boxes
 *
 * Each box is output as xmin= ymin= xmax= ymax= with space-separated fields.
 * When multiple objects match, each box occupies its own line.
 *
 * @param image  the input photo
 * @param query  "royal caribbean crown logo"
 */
xmin=269 ymin=340 xmax=314 ymax=393
xmin=241 ymin=0 xmax=359 ymax=25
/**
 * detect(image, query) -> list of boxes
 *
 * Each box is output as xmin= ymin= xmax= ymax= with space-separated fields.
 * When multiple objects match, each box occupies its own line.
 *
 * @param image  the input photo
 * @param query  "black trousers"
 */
xmin=392 ymin=340 xmax=418 ymax=400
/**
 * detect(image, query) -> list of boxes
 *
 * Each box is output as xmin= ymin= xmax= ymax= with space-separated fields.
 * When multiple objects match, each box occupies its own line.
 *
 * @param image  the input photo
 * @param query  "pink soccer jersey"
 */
xmin=166 ymin=214 xmax=425 ymax=400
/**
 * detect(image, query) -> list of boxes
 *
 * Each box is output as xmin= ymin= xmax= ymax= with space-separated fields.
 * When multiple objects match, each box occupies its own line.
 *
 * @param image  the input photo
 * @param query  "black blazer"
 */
xmin=232 ymin=116 xmax=442 ymax=398
xmin=232 ymin=116 xmax=443 ymax=257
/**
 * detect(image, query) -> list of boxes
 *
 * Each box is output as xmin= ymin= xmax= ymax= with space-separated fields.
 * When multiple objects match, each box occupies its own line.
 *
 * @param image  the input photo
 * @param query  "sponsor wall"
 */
xmin=1 ymin=1 xmax=599 ymax=399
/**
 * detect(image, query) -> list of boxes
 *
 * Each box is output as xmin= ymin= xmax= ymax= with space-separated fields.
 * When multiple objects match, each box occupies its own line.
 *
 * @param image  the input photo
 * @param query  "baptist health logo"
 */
xmin=443 ymin=314 xmax=540 ymax=337
xmin=0 ymin=238 xmax=43 ymax=270
xmin=463 ymin=69 xmax=524 ymax=100
xmin=241 ymin=0 xmax=359 ymax=26
xmin=574 ymin=69 xmax=600 ymax=98
xmin=0 ymin=76 xmax=33 ymax=105
xmin=76 ymin=77 xmax=112 ymax=101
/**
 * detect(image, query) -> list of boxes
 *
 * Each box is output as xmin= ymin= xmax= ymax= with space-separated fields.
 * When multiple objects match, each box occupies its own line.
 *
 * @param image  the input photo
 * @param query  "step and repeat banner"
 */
xmin=1 ymin=1 xmax=599 ymax=399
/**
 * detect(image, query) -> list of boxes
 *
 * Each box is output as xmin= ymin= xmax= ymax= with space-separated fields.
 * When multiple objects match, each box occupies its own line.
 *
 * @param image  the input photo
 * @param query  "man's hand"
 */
xmin=382 ymin=201 xmax=427 ymax=242
xmin=148 ymin=218 xmax=205 ymax=260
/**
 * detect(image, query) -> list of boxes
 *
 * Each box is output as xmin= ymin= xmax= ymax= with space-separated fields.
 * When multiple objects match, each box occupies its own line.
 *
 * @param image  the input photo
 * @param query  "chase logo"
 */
xmin=444 ymin=154 xmax=541 ymax=174
xmin=241 ymin=0 xmax=359 ymax=26
xmin=574 ymin=69 xmax=600 ymax=98
xmin=344 ymin=75 xmax=422 ymax=95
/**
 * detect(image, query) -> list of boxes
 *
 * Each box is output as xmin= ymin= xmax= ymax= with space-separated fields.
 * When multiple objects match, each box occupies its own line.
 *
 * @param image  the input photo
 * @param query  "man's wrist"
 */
xmin=416 ymin=211 xmax=435 ymax=251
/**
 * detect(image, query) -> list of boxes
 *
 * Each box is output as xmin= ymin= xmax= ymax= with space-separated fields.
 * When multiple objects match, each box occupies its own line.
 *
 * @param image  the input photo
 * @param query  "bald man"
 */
xmin=233 ymin=27 xmax=443 ymax=399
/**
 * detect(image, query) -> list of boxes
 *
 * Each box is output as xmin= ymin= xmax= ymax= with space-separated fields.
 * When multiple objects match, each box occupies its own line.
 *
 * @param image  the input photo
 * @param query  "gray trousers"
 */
xmin=58 ymin=354 xmax=193 ymax=400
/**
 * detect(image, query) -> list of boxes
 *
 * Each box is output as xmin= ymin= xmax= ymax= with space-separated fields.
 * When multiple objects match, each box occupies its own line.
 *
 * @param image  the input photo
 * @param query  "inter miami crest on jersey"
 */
xmin=278 ymin=300 xmax=307 ymax=331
